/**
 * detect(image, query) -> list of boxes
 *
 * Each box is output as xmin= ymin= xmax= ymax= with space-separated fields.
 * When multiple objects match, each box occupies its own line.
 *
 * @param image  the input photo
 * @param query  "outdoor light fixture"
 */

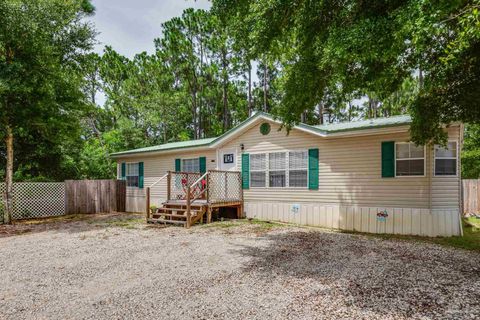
xmin=240 ymin=143 xmax=244 ymax=151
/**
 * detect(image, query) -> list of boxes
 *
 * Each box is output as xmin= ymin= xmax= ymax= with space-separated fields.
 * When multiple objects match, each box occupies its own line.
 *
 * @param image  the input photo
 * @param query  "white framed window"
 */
xmin=269 ymin=152 xmax=286 ymax=187
xmin=126 ymin=163 xmax=139 ymax=187
xmin=434 ymin=141 xmax=457 ymax=176
xmin=250 ymin=150 xmax=309 ymax=188
xmin=289 ymin=150 xmax=308 ymax=187
xmin=395 ymin=142 xmax=425 ymax=177
xmin=250 ymin=153 xmax=266 ymax=187
xmin=182 ymin=158 xmax=200 ymax=173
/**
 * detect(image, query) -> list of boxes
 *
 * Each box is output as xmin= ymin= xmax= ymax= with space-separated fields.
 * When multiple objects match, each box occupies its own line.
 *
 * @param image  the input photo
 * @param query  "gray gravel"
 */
xmin=0 ymin=215 xmax=479 ymax=320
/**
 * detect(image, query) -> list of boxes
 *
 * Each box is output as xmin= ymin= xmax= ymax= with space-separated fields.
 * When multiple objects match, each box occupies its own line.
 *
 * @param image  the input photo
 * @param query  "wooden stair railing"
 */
xmin=186 ymin=172 xmax=208 ymax=228
xmin=145 ymin=172 xmax=169 ymax=221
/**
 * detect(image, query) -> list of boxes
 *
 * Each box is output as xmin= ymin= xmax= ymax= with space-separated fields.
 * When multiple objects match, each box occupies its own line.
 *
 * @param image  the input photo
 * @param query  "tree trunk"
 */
xmin=248 ymin=61 xmax=252 ymax=116
xmin=419 ymin=68 xmax=424 ymax=89
xmin=318 ymin=104 xmax=324 ymax=124
xmin=192 ymin=90 xmax=198 ymax=139
xmin=263 ymin=62 xmax=268 ymax=112
xmin=4 ymin=126 xmax=13 ymax=224
xmin=222 ymin=48 xmax=229 ymax=131
xmin=347 ymin=102 xmax=352 ymax=121
xmin=199 ymin=38 xmax=204 ymax=138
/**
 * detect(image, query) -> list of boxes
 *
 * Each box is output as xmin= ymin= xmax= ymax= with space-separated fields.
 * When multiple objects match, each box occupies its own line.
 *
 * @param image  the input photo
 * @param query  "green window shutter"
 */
xmin=199 ymin=157 xmax=206 ymax=173
xmin=308 ymin=148 xmax=319 ymax=190
xmin=241 ymin=153 xmax=249 ymax=189
xmin=175 ymin=158 xmax=181 ymax=172
xmin=381 ymin=141 xmax=395 ymax=178
xmin=121 ymin=162 xmax=126 ymax=180
xmin=138 ymin=162 xmax=144 ymax=188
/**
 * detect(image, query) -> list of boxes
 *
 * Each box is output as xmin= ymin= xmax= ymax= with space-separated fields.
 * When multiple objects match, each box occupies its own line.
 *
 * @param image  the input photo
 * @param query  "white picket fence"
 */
xmin=0 ymin=182 xmax=66 ymax=222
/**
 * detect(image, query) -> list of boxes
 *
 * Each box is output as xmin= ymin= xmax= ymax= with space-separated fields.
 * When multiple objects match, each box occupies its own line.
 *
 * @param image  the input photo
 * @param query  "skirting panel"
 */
xmin=244 ymin=202 xmax=461 ymax=237
xmin=126 ymin=196 xmax=166 ymax=213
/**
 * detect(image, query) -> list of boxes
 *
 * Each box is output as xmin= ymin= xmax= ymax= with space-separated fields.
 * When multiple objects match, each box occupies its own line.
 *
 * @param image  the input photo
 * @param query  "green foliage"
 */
xmin=0 ymin=0 xmax=95 ymax=181
xmin=3 ymin=1 xmax=480 ymax=182
xmin=212 ymin=0 xmax=480 ymax=143
xmin=462 ymin=124 xmax=480 ymax=178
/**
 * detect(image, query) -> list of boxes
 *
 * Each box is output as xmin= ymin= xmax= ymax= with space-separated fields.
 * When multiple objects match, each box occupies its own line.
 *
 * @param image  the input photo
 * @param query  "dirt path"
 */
xmin=0 ymin=215 xmax=479 ymax=319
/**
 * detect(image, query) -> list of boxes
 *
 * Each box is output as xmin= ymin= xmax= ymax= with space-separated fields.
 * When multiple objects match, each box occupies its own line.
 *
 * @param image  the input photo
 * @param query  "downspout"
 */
xmin=458 ymin=124 xmax=464 ymax=236
xmin=428 ymin=143 xmax=433 ymax=212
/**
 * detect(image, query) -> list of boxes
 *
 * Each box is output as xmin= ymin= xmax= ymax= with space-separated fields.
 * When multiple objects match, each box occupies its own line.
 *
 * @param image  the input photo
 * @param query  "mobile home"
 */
xmin=111 ymin=112 xmax=463 ymax=236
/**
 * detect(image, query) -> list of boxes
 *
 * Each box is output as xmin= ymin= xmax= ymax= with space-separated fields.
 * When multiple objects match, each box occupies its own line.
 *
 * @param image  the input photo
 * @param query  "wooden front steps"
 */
xmin=145 ymin=170 xmax=244 ymax=228
xmin=147 ymin=201 xmax=207 ymax=227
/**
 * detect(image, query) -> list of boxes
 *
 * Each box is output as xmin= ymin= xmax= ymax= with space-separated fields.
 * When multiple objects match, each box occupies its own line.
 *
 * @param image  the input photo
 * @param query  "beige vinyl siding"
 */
xmin=116 ymin=149 xmax=216 ymax=211
xmin=115 ymin=119 xmax=461 ymax=214
xmin=219 ymin=120 xmax=460 ymax=209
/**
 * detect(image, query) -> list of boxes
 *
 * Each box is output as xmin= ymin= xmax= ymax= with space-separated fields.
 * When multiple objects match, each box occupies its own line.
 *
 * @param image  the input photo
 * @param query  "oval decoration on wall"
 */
xmin=260 ymin=122 xmax=271 ymax=135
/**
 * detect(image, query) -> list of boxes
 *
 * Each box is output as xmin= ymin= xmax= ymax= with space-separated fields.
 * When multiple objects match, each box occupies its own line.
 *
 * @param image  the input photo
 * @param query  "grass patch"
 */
xmin=18 ymin=214 xmax=91 ymax=225
xmin=347 ymin=218 xmax=480 ymax=252
xmin=95 ymin=217 xmax=144 ymax=229
xmin=202 ymin=218 xmax=284 ymax=232
xmin=434 ymin=217 xmax=480 ymax=251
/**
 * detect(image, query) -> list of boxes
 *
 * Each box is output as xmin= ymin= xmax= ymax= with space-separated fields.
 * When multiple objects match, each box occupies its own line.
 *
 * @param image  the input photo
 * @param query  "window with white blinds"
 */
xmin=126 ymin=163 xmax=139 ymax=187
xmin=182 ymin=158 xmax=200 ymax=173
xmin=395 ymin=142 xmax=425 ymax=176
xmin=250 ymin=150 xmax=309 ymax=188
xmin=250 ymin=153 xmax=266 ymax=187
xmin=434 ymin=141 xmax=457 ymax=176
xmin=289 ymin=151 xmax=308 ymax=187
xmin=269 ymin=152 xmax=286 ymax=187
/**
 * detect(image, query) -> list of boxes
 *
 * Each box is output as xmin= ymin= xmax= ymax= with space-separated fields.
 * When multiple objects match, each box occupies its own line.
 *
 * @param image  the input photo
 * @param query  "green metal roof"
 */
xmin=111 ymin=113 xmax=412 ymax=157
xmin=110 ymin=137 xmax=216 ymax=157
xmin=313 ymin=115 xmax=411 ymax=133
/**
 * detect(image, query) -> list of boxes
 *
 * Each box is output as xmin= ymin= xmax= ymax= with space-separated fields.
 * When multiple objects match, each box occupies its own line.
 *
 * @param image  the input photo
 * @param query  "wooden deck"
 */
xmin=146 ymin=170 xmax=243 ymax=228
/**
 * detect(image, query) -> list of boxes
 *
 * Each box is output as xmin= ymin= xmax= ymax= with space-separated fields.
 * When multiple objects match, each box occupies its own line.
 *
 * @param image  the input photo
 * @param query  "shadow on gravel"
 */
xmin=0 ymin=213 xmax=148 ymax=238
xmin=236 ymin=230 xmax=480 ymax=319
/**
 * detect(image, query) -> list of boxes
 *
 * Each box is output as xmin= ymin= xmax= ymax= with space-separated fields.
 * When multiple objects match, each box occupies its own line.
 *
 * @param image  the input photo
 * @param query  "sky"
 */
xmin=88 ymin=0 xmax=211 ymax=58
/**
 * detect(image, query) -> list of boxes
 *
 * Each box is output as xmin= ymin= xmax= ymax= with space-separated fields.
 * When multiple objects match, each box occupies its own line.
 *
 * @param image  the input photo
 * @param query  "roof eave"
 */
xmin=111 ymin=113 xmax=420 ymax=158
xmin=110 ymin=144 xmax=212 ymax=159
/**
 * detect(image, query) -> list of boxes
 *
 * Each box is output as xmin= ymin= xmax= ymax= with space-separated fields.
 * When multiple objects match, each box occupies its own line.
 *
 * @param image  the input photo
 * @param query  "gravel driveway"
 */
xmin=0 ymin=214 xmax=479 ymax=320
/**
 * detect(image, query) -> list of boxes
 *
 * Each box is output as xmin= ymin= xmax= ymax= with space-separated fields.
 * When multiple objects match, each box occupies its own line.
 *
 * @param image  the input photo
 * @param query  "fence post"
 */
xmin=146 ymin=187 xmax=151 ymax=221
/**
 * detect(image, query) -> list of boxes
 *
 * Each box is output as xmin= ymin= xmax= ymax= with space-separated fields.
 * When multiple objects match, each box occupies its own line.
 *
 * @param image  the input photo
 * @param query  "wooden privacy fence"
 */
xmin=0 ymin=180 xmax=126 ymax=223
xmin=65 ymin=180 xmax=126 ymax=214
xmin=463 ymin=179 xmax=480 ymax=214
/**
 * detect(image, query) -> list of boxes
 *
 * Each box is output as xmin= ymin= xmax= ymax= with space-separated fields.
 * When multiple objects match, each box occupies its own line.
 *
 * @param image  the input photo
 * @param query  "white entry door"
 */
xmin=219 ymin=148 xmax=237 ymax=171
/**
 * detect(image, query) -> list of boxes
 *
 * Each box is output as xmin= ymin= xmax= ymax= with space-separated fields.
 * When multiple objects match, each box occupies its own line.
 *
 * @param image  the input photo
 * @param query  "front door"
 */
xmin=219 ymin=148 xmax=237 ymax=171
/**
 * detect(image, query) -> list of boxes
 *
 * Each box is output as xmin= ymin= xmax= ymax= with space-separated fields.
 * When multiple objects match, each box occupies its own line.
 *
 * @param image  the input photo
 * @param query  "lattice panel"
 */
xmin=170 ymin=172 xmax=202 ymax=200
xmin=208 ymin=171 xmax=242 ymax=204
xmin=0 ymin=182 xmax=66 ymax=220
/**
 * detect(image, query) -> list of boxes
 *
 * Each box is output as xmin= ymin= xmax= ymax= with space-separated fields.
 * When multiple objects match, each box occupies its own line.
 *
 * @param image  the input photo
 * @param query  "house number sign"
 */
xmin=376 ymin=210 xmax=388 ymax=222
xmin=223 ymin=154 xmax=234 ymax=164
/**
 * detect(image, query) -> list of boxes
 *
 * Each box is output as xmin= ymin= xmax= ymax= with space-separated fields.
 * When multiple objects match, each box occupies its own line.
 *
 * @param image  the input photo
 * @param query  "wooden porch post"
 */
xmin=207 ymin=207 xmax=212 ymax=224
xmin=167 ymin=171 xmax=171 ymax=201
xmin=239 ymin=172 xmax=244 ymax=218
xmin=186 ymin=184 xmax=191 ymax=228
xmin=205 ymin=171 xmax=209 ymax=203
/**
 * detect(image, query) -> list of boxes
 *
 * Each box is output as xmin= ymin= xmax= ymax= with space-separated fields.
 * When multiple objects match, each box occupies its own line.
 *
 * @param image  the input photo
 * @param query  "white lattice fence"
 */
xmin=0 ymin=182 xmax=66 ymax=220
xmin=208 ymin=171 xmax=242 ymax=204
